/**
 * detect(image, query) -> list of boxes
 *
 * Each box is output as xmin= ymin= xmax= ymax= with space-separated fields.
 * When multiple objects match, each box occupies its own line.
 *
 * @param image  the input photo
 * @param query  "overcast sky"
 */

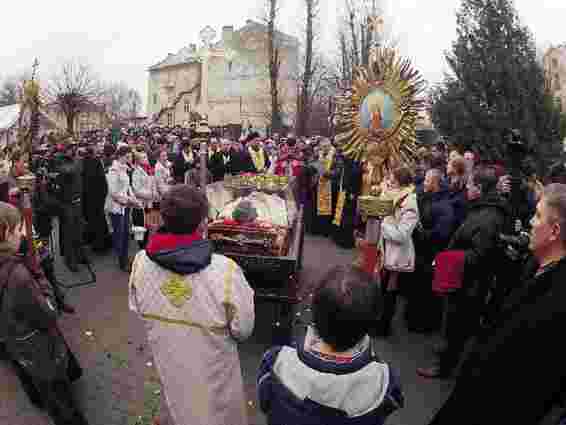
xmin=1 ymin=0 xmax=565 ymax=112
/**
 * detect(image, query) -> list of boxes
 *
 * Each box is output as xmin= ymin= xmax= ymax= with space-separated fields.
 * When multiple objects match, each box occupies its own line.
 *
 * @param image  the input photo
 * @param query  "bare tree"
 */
xmin=0 ymin=73 xmax=31 ymax=107
xmin=335 ymin=0 xmax=395 ymax=84
xmin=46 ymin=60 xmax=104 ymax=135
xmin=104 ymin=81 xmax=143 ymax=120
xmin=266 ymin=0 xmax=283 ymax=133
xmin=295 ymin=0 xmax=321 ymax=136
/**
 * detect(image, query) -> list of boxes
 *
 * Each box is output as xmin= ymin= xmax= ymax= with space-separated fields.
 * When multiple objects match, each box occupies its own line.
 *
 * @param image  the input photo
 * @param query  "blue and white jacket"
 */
xmin=257 ymin=328 xmax=403 ymax=425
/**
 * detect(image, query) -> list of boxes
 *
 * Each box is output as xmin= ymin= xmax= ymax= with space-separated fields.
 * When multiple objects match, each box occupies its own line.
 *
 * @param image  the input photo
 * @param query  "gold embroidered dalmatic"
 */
xmin=249 ymin=147 xmax=266 ymax=172
xmin=317 ymin=150 xmax=335 ymax=216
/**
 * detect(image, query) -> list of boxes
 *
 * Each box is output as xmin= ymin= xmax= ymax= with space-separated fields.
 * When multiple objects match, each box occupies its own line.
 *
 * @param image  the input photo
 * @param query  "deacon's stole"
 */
xmin=249 ymin=147 xmax=266 ymax=172
xmin=317 ymin=149 xmax=335 ymax=216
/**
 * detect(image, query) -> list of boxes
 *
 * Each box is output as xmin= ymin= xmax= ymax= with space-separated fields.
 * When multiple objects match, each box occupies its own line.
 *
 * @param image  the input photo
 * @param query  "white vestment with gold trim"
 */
xmin=129 ymin=251 xmax=255 ymax=425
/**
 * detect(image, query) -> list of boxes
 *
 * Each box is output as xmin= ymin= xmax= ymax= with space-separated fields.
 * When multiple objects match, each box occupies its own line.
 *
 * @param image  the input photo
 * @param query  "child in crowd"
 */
xmin=257 ymin=265 xmax=403 ymax=425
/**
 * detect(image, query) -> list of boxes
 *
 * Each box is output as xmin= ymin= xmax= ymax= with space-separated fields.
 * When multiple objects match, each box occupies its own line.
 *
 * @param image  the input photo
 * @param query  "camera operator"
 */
xmin=428 ymin=183 xmax=566 ymax=425
xmin=33 ymin=165 xmax=75 ymax=314
xmin=55 ymin=145 xmax=86 ymax=272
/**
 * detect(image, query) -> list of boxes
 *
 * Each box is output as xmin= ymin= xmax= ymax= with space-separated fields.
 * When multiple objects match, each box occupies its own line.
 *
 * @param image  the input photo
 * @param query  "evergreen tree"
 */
xmin=431 ymin=0 xmax=562 ymax=166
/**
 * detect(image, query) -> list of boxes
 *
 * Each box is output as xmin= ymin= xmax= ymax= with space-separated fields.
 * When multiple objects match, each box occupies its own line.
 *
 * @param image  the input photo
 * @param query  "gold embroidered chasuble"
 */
xmin=317 ymin=149 xmax=335 ymax=216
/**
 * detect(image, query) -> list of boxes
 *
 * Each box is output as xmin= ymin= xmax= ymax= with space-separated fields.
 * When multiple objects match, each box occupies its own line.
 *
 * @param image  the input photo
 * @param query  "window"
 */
xmin=552 ymin=58 xmax=558 ymax=69
xmin=184 ymin=101 xmax=191 ymax=114
xmin=153 ymin=93 xmax=158 ymax=105
xmin=167 ymin=112 xmax=174 ymax=126
xmin=555 ymin=74 xmax=562 ymax=91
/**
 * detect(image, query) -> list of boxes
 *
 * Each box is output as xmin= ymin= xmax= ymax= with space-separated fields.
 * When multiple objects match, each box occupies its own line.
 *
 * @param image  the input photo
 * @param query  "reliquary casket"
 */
xmin=206 ymin=175 xmax=298 ymax=257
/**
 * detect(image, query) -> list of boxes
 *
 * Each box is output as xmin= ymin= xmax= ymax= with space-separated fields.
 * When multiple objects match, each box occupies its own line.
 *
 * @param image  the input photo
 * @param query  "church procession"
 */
xmin=2 ymin=0 xmax=566 ymax=424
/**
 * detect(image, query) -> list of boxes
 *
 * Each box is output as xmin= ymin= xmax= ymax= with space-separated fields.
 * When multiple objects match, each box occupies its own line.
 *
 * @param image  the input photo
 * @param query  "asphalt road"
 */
xmin=0 ymin=235 xmax=453 ymax=425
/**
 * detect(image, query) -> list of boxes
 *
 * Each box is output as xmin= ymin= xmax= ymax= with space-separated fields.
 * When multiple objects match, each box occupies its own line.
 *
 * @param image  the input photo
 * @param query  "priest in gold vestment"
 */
xmin=310 ymin=139 xmax=341 ymax=237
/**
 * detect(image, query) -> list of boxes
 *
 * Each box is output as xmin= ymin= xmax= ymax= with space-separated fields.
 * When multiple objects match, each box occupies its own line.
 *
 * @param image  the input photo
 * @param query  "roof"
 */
xmin=148 ymin=46 xmax=200 ymax=71
xmin=232 ymin=19 xmax=298 ymax=46
xmin=149 ymin=20 xmax=298 ymax=72
xmin=0 ymin=104 xmax=20 ymax=131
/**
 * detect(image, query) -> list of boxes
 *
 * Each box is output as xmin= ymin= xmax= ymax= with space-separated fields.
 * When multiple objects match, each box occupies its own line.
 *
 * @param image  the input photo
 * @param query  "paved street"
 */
xmin=0 ymin=235 xmax=453 ymax=425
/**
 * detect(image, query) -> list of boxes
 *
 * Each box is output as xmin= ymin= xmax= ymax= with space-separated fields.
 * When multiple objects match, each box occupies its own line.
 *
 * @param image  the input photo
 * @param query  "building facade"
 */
xmin=544 ymin=45 xmax=566 ymax=111
xmin=147 ymin=20 xmax=299 ymax=130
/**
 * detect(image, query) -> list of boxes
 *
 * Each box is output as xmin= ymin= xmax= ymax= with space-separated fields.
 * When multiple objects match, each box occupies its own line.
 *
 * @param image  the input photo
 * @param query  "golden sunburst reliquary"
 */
xmin=334 ymin=46 xmax=426 ymax=182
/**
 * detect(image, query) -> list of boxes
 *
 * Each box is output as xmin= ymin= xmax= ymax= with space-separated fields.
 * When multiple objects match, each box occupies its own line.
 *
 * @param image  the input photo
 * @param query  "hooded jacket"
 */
xmin=258 ymin=327 xmax=403 ymax=425
xmin=129 ymin=232 xmax=255 ymax=425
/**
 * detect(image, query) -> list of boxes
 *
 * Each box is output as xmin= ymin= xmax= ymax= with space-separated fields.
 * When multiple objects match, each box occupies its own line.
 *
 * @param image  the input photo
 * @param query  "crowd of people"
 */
xmin=1 ymin=123 xmax=566 ymax=425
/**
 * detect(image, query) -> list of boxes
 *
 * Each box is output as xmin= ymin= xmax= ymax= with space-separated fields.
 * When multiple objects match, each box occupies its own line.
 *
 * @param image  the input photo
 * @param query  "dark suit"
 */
xmin=172 ymin=152 xmax=193 ymax=184
xmin=82 ymin=156 xmax=109 ymax=252
xmin=229 ymin=150 xmax=255 ymax=174
xmin=208 ymin=151 xmax=228 ymax=182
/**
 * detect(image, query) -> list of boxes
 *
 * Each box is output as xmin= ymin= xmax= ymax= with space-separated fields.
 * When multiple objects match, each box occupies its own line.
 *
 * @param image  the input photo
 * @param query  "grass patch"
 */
xmin=128 ymin=380 xmax=162 ymax=425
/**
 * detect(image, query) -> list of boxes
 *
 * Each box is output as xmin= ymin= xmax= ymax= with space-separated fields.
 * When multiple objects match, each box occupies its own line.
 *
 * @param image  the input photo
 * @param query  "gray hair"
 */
xmin=543 ymin=183 xmax=566 ymax=246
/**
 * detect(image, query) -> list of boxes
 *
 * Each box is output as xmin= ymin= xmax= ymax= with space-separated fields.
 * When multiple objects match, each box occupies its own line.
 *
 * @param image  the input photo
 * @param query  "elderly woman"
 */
xmin=258 ymin=265 xmax=403 ymax=425
xmin=106 ymin=146 xmax=139 ymax=271
xmin=129 ymin=185 xmax=254 ymax=425
xmin=132 ymin=150 xmax=155 ymax=249
xmin=154 ymin=149 xmax=173 ymax=201
xmin=0 ymin=202 xmax=87 ymax=425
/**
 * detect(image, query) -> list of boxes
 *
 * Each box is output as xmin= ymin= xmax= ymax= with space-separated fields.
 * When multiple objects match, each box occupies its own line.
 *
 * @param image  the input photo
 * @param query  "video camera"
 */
xmin=498 ymin=231 xmax=531 ymax=262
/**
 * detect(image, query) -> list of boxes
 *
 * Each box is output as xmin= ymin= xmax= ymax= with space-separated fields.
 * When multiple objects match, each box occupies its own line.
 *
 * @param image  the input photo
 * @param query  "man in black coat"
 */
xmin=428 ymin=183 xmax=566 ymax=425
xmin=418 ymin=167 xmax=509 ymax=378
xmin=55 ymin=147 xmax=86 ymax=272
xmin=208 ymin=139 xmax=229 ymax=182
xmin=406 ymin=168 xmax=455 ymax=333
xmin=82 ymin=147 xmax=109 ymax=252
xmin=172 ymin=140 xmax=194 ymax=184
xmin=229 ymin=141 xmax=255 ymax=175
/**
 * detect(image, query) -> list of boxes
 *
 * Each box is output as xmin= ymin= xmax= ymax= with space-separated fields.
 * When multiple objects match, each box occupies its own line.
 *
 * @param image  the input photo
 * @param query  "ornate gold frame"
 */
xmin=335 ymin=47 xmax=426 ymax=181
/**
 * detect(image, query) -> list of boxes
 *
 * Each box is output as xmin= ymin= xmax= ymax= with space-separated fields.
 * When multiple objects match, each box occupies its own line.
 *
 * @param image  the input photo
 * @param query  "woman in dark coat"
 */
xmin=0 ymin=202 xmax=87 ymax=424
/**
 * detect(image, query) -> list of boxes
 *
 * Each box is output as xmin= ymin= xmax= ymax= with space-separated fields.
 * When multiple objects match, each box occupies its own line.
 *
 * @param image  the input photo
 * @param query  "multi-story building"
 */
xmin=147 ymin=20 xmax=299 ymax=131
xmin=544 ymin=45 xmax=566 ymax=111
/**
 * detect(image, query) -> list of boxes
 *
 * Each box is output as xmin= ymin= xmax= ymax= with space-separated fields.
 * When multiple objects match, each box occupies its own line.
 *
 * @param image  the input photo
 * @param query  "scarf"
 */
xmin=183 ymin=150 xmax=194 ymax=164
xmin=146 ymin=231 xmax=203 ymax=255
xmin=142 ymin=162 xmax=154 ymax=176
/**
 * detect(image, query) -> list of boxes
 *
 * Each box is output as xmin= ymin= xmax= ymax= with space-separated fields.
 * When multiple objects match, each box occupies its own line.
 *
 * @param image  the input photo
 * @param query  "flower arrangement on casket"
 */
xmin=208 ymin=193 xmax=290 ymax=256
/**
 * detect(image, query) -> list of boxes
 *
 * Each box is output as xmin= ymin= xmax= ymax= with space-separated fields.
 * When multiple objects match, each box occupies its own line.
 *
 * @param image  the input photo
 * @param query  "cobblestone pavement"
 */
xmin=0 ymin=235 xmax=453 ymax=425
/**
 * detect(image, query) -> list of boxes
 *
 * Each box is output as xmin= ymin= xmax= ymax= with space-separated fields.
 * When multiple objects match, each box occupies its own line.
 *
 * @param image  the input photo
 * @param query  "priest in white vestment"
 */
xmin=129 ymin=185 xmax=255 ymax=425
